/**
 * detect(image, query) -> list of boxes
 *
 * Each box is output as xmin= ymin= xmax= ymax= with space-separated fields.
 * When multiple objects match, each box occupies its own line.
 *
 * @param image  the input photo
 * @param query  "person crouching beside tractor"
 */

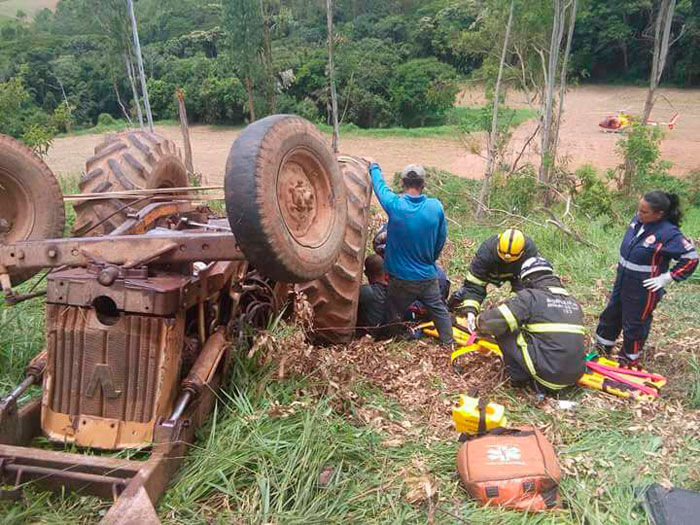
xmin=357 ymin=254 xmax=389 ymax=337
xmin=367 ymin=160 xmax=454 ymax=347
xmin=448 ymin=228 xmax=538 ymax=333
xmin=595 ymin=191 xmax=698 ymax=365
xmin=476 ymin=257 xmax=587 ymax=394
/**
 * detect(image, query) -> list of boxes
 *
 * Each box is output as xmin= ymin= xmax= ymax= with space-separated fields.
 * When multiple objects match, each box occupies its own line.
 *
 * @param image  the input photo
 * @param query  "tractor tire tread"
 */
xmin=73 ymin=130 xmax=187 ymax=236
xmin=224 ymin=115 xmax=347 ymax=283
xmin=0 ymin=134 xmax=65 ymax=285
xmin=295 ymin=156 xmax=372 ymax=345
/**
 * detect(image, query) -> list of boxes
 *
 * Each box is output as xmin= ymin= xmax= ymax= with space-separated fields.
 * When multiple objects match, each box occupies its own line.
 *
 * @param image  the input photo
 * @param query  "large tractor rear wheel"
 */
xmin=296 ymin=156 xmax=372 ymax=345
xmin=0 ymin=134 xmax=65 ymax=286
xmin=225 ymin=115 xmax=348 ymax=283
xmin=73 ymin=130 xmax=188 ymax=236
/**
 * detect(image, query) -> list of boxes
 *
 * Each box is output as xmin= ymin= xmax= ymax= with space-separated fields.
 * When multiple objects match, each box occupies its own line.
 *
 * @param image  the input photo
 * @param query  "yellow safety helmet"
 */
xmin=497 ymin=229 xmax=526 ymax=262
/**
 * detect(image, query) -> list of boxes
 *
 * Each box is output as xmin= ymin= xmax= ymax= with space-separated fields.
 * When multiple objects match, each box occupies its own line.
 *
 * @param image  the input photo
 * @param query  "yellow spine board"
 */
xmin=422 ymin=317 xmax=666 ymax=402
xmin=577 ymin=357 xmax=666 ymax=402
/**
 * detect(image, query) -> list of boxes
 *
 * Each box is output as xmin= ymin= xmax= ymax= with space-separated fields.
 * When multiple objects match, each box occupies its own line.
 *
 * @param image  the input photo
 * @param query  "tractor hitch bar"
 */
xmin=0 ymin=328 xmax=231 ymax=524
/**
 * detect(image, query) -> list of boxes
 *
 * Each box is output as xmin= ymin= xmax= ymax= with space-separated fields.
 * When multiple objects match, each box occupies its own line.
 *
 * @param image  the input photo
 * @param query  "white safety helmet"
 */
xmin=519 ymin=256 xmax=554 ymax=280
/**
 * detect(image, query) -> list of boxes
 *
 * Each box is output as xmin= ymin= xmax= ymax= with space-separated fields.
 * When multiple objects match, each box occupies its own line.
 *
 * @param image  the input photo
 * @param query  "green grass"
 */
xmin=57 ymin=108 xmax=535 ymax=141
xmin=316 ymin=106 xmax=537 ymax=139
xmin=59 ymin=119 xmax=181 ymax=138
xmin=1 ymin=168 xmax=699 ymax=523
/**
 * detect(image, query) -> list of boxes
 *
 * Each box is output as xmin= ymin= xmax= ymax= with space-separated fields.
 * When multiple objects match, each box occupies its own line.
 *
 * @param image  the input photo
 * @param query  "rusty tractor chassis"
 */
xmin=0 ymin=115 xmax=369 ymax=523
xmin=0 ymin=200 xmax=251 ymax=524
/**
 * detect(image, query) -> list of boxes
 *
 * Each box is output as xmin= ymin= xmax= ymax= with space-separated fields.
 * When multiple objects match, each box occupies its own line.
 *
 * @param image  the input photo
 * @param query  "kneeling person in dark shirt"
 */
xmin=476 ymin=257 xmax=586 ymax=394
xmin=357 ymin=254 xmax=389 ymax=336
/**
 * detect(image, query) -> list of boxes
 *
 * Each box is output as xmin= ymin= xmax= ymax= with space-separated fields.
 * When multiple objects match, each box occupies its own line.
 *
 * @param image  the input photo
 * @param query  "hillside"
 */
xmin=45 ymin=85 xmax=700 ymax=184
xmin=1 ymin=166 xmax=698 ymax=523
xmin=0 ymin=0 xmax=58 ymax=18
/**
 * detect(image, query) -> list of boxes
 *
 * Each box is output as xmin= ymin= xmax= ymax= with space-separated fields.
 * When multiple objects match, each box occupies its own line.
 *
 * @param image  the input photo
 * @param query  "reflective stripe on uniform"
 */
xmin=685 ymin=249 xmax=699 ymax=260
xmin=524 ymin=323 xmax=586 ymax=335
xmin=459 ymin=299 xmax=481 ymax=312
xmin=595 ymin=334 xmax=616 ymax=346
xmin=466 ymin=272 xmax=487 ymax=286
xmin=517 ymin=333 xmax=568 ymax=390
xmin=547 ymin=287 xmax=569 ymax=296
xmin=498 ymin=304 xmax=518 ymax=331
xmin=618 ymin=256 xmax=652 ymax=272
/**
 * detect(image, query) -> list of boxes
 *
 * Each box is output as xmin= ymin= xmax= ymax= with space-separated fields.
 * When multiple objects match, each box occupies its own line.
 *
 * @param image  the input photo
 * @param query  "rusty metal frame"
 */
xmin=0 ymin=327 xmax=231 ymax=525
xmin=0 ymin=196 xmax=259 ymax=522
xmin=110 ymin=201 xmax=204 ymax=236
xmin=0 ymin=232 xmax=243 ymax=275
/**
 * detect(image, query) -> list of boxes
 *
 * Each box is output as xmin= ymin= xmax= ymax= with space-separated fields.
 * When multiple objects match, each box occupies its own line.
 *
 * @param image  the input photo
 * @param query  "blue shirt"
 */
xmin=370 ymin=164 xmax=447 ymax=280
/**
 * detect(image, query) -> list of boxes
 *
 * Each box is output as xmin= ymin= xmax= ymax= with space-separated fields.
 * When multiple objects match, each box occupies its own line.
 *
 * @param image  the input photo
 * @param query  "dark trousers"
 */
xmin=384 ymin=277 xmax=454 ymax=344
xmin=495 ymin=331 xmax=531 ymax=384
xmin=496 ymin=331 xmax=563 ymax=395
xmin=595 ymin=274 xmax=663 ymax=360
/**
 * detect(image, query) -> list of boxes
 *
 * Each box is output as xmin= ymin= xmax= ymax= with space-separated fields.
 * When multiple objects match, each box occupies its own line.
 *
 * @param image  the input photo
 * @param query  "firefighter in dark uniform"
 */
xmin=448 ymin=228 xmax=538 ymax=333
xmin=595 ymin=191 xmax=698 ymax=364
xmin=476 ymin=256 xmax=587 ymax=392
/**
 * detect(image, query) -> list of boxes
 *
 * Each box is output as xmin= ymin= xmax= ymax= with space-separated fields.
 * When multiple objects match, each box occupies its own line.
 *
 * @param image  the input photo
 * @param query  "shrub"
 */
xmin=51 ymin=101 xmax=74 ymax=133
xmin=574 ymin=164 xmax=616 ymax=218
xmin=389 ymin=58 xmax=458 ymax=127
xmin=21 ymin=123 xmax=55 ymax=157
xmin=147 ymin=78 xmax=177 ymax=120
xmin=615 ymin=126 xmax=669 ymax=193
xmin=638 ymin=168 xmax=691 ymax=199
xmin=97 ymin=113 xmax=116 ymax=126
xmin=0 ymin=74 xmax=50 ymax=139
xmin=276 ymin=94 xmax=320 ymax=123
xmin=490 ymin=167 xmax=539 ymax=215
xmin=686 ymin=169 xmax=700 ymax=206
xmin=199 ymin=75 xmax=246 ymax=124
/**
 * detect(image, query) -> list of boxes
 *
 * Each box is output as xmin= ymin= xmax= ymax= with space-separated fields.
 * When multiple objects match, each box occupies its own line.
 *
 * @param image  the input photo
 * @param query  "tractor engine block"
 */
xmin=41 ymin=267 xmax=188 ymax=449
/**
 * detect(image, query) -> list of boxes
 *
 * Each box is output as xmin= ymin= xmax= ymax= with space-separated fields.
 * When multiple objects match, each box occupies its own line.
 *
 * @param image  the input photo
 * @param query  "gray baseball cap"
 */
xmin=401 ymin=164 xmax=426 ymax=185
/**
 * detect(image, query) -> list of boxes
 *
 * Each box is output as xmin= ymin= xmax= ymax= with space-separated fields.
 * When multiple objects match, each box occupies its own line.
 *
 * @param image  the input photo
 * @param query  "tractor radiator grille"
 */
xmin=46 ymin=304 xmax=180 ymax=423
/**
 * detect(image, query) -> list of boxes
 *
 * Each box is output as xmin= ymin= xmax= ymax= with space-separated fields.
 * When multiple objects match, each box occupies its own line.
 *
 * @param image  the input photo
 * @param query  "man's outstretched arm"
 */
xmin=368 ymin=161 xmax=399 ymax=212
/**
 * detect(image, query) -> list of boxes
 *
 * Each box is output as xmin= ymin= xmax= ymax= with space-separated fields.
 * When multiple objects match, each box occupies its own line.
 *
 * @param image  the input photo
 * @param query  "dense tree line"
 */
xmin=0 ymin=0 xmax=698 ymax=140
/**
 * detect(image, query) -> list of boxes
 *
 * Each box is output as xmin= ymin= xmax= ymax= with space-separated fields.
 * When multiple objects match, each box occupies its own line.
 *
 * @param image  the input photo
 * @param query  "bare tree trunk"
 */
xmin=552 ymin=0 xmax=578 ymax=160
xmin=260 ymin=0 xmax=276 ymax=113
xmin=125 ymin=51 xmax=144 ymax=127
xmin=642 ymin=0 xmax=676 ymax=124
xmin=245 ymin=77 xmax=257 ymax=122
xmin=176 ymin=89 xmax=195 ymax=178
xmin=326 ymin=0 xmax=340 ymax=153
xmin=622 ymin=13 xmax=630 ymax=73
xmin=127 ymin=0 xmax=154 ymax=131
xmin=539 ymin=0 xmax=566 ymax=184
xmin=55 ymin=75 xmax=74 ymax=132
xmin=477 ymin=0 xmax=514 ymax=218
xmin=113 ymin=77 xmax=133 ymax=126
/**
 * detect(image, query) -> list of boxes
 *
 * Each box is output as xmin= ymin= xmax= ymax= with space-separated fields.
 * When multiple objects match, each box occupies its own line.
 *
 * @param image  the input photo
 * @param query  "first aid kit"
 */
xmin=456 ymin=426 xmax=562 ymax=512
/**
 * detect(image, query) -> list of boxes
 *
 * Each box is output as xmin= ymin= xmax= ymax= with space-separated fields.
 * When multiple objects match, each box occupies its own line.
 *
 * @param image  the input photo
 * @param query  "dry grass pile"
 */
xmin=276 ymin=333 xmax=505 ymax=439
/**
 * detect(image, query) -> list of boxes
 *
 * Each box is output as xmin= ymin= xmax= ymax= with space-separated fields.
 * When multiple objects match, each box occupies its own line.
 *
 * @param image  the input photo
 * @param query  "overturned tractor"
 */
xmin=0 ymin=115 xmax=371 ymax=522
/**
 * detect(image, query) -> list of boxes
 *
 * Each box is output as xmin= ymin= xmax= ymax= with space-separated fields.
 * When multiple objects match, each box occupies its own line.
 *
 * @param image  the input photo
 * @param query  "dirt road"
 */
xmin=47 ymin=85 xmax=700 ymax=184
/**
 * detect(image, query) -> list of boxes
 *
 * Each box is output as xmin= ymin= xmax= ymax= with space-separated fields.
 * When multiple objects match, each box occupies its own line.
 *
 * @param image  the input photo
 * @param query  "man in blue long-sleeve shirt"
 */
xmin=367 ymin=161 xmax=454 ymax=346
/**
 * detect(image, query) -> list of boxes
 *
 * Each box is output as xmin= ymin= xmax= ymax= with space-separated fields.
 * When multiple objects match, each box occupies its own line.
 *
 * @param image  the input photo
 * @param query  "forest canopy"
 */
xmin=0 ymin=0 xmax=697 ymax=137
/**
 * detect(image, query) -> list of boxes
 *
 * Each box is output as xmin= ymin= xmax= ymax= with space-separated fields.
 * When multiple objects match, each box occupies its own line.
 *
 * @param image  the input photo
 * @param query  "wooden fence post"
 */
xmin=176 ymin=89 xmax=196 ymax=183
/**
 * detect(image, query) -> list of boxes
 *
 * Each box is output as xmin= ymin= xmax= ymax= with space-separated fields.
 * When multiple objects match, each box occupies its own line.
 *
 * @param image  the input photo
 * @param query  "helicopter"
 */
xmin=599 ymin=110 xmax=680 ymax=133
